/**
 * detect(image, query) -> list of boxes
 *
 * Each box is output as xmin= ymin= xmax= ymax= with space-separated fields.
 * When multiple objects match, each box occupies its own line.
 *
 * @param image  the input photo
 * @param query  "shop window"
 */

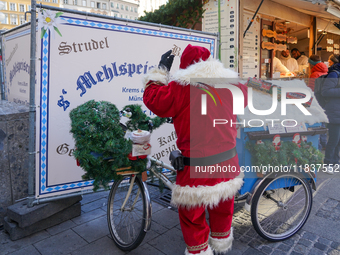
xmin=90 ymin=1 xmax=95 ymax=7
xmin=82 ymin=0 xmax=86 ymax=6
xmin=260 ymin=20 xmax=274 ymax=79
xmin=74 ymin=0 xmax=78 ymax=5
xmin=97 ymin=2 xmax=100 ymax=8
xmin=64 ymin=0 xmax=68 ymax=4
xmin=102 ymin=3 xmax=106 ymax=9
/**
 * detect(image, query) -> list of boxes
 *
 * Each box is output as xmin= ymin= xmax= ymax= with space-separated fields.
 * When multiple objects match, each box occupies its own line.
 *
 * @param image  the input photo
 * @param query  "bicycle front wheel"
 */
xmin=251 ymin=172 xmax=313 ymax=241
xmin=107 ymin=175 xmax=147 ymax=251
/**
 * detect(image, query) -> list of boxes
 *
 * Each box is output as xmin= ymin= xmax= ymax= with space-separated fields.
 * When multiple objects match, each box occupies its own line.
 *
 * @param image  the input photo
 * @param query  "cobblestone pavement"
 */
xmin=1 ymin=175 xmax=340 ymax=255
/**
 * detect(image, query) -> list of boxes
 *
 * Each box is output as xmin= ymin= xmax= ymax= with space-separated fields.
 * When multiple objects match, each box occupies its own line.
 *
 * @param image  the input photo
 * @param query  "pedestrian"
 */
xmin=143 ymin=44 xmax=246 ymax=254
xmin=322 ymin=54 xmax=340 ymax=174
xmin=307 ymin=54 xmax=328 ymax=150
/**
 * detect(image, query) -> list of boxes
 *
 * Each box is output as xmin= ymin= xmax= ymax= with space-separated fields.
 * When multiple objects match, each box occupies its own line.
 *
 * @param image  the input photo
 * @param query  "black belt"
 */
xmin=183 ymin=147 xmax=237 ymax=166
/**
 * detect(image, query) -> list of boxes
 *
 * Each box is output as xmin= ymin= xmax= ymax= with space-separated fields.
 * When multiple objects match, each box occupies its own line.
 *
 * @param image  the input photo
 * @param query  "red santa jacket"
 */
xmin=143 ymin=56 xmax=247 ymax=208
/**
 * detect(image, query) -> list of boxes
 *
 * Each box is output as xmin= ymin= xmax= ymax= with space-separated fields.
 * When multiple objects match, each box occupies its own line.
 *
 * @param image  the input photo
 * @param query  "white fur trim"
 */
xmin=171 ymin=57 xmax=239 ymax=87
xmin=209 ymin=228 xmax=233 ymax=254
xmin=185 ymin=245 xmax=213 ymax=255
xmin=171 ymin=172 xmax=244 ymax=208
xmin=142 ymin=67 xmax=169 ymax=88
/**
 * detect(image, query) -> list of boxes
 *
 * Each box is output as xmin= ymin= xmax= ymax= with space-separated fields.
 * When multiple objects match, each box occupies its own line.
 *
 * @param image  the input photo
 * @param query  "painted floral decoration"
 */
xmin=39 ymin=9 xmax=63 ymax=39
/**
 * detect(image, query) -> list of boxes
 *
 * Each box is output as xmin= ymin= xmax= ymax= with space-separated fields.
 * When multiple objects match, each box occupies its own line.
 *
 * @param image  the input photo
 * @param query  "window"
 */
xmin=27 ymin=5 xmax=31 ymax=11
xmin=114 ymin=13 xmax=118 ymax=17
xmin=121 ymin=4 xmax=123 ymax=10
xmin=131 ymin=6 xmax=133 ymax=12
xmin=111 ymin=2 xmax=113 ymax=8
xmin=52 ymin=0 xmax=58 ymax=3
xmin=125 ymin=15 xmax=127 ymax=18
xmin=90 ymin=1 xmax=94 ymax=7
xmin=74 ymin=0 xmax=78 ymax=5
xmin=44 ymin=0 xmax=51 ymax=2
xmin=116 ymin=3 xmax=119 ymax=8
xmin=102 ymin=3 xmax=106 ymax=9
xmin=19 ymin=4 xmax=25 ymax=12
xmin=134 ymin=7 xmax=137 ymax=13
xmin=82 ymin=0 xmax=86 ymax=6
xmin=63 ymin=0 xmax=68 ymax=4
xmin=10 ymin=14 xmax=17 ymax=25
xmin=9 ymin=3 xmax=16 ymax=11
xmin=120 ymin=14 xmax=123 ymax=18
xmin=3 ymin=14 xmax=8 ymax=24
xmin=96 ymin=2 xmax=100 ymax=8
xmin=19 ymin=15 xmax=25 ymax=25
xmin=125 ymin=5 xmax=128 ymax=11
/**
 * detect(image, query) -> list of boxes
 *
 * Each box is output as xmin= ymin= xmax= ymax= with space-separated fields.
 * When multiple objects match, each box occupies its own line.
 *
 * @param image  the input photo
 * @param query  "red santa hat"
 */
xmin=179 ymin=44 xmax=211 ymax=69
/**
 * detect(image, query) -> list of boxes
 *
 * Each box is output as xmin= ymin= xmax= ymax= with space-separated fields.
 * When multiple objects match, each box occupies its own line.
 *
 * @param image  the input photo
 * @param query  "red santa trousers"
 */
xmin=178 ymin=198 xmax=234 ymax=255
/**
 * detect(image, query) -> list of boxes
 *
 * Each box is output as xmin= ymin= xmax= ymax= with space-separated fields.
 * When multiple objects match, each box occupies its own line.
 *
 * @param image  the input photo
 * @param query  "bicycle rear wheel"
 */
xmin=251 ymin=172 xmax=312 ymax=241
xmin=107 ymin=175 xmax=147 ymax=251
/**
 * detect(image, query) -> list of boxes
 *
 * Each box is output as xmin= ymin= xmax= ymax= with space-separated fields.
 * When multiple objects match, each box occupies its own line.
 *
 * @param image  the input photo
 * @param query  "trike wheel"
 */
xmin=251 ymin=172 xmax=312 ymax=241
xmin=107 ymin=175 xmax=147 ymax=251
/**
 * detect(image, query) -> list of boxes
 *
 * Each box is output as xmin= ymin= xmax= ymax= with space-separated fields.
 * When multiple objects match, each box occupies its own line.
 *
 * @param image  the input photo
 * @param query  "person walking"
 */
xmin=322 ymin=54 xmax=340 ymax=174
xmin=307 ymin=54 xmax=328 ymax=91
xmin=307 ymin=54 xmax=328 ymax=150
xmin=142 ymin=45 xmax=246 ymax=254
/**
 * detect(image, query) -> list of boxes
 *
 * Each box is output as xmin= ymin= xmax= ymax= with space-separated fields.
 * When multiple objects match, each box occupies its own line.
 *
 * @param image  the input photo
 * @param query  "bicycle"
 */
xmin=107 ymin=155 xmax=315 ymax=251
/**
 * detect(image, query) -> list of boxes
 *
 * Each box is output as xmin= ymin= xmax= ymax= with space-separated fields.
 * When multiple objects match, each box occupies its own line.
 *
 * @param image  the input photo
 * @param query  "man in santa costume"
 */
xmin=143 ymin=44 xmax=247 ymax=255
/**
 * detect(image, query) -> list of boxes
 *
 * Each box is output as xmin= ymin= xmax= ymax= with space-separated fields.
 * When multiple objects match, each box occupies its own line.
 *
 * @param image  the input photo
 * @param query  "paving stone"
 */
xmin=294 ymin=244 xmax=308 ymax=254
xmin=0 ymin=230 xmax=50 ymax=254
xmin=309 ymin=247 xmax=328 ymax=255
xmin=128 ymin=243 xmax=164 ymax=255
xmin=242 ymin=247 xmax=265 ymax=255
xmin=290 ymin=251 xmax=304 ymax=255
xmin=71 ymin=235 xmax=125 ymax=255
xmin=150 ymin=221 xmax=169 ymax=235
xmin=314 ymin=242 xmax=328 ymax=251
xmin=72 ymin=215 xmax=109 ymax=243
xmin=298 ymin=238 xmax=312 ymax=247
xmin=81 ymin=198 xmax=107 ymax=213
xmin=151 ymin=208 xmax=179 ymax=229
xmin=319 ymin=237 xmax=332 ymax=246
xmin=269 ymin=250 xmax=287 ymax=255
xmin=259 ymin=246 xmax=272 ymax=255
xmin=71 ymin=208 xmax=106 ymax=226
xmin=140 ymin=229 xmax=159 ymax=244
xmin=46 ymin=220 xmax=77 ymax=236
xmin=80 ymin=191 xmax=110 ymax=205
xmin=302 ymin=231 xmax=318 ymax=242
xmin=248 ymin=239 xmax=262 ymax=249
xmin=232 ymin=240 xmax=249 ymax=253
xmin=277 ymin=243 xmax=291 ymax=252
xmin=283 ymin=238 xmax=295 ymax=246
xmin=151 ymin=201 xmax=167 ymax=213
xmin=6 ymin=245 xmax=41 ymax=255
xmin=328 ymin=249 xmax=340 ymax=255
xmin=148 ymin=227 xmax=186 ymax=255
xmin=33 ymin=229 xmax=87 ymax=255
xmin=331 ymin=241 xmax=340 ymax=250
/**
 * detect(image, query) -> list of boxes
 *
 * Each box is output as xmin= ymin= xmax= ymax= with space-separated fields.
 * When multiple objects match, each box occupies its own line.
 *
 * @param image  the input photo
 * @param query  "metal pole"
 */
xmin=0 ymin=46 xmax=4 ymax=100
xmin=27 ymin=0 xmax=37 ymax=207
xmin=218 ymin=0 xmax=221 ymax=60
